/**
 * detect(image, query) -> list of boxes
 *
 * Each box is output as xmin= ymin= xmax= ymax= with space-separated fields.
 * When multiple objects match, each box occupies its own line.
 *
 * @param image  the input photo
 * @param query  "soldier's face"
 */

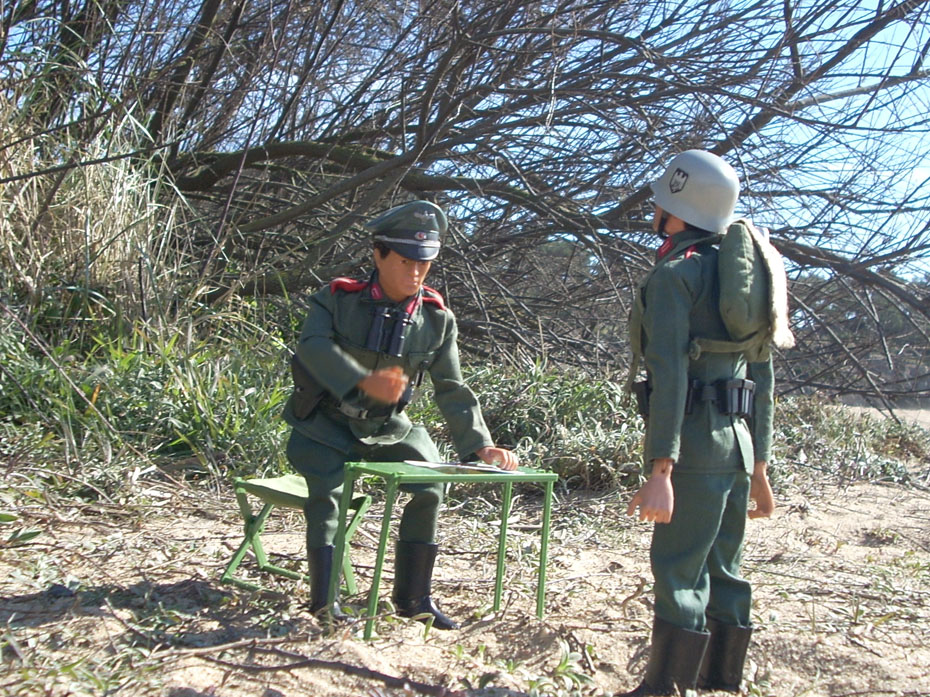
xmin=652 ymin=204 xmax=686 ymax=236
xmin=374 ymin=249 xmax=432 ymax=302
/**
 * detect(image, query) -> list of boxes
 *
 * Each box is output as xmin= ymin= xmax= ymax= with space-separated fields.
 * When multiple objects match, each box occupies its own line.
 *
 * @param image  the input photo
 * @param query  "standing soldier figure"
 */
xmin=620 ymin=150 xmax=776 ymax=696
xmin=283 ymin=200 xmax=518 ymax=630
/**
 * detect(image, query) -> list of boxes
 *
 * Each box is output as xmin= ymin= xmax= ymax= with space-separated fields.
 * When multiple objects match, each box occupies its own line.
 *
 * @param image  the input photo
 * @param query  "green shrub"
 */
xmin=3 ymin=297 xmax=927 ymax=499
xmin=772 ymin=395 xmax=918 ymax=485
xmin=0 ymin=301 xmax=292 ymax=497
xmin=410 ymin=361 xmax=644 ymax=489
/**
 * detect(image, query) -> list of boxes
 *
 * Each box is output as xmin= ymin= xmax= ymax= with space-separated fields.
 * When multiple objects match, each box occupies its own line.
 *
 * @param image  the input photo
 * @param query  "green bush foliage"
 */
xmin=0 ymin=302 xmax=293 ymax=496
xmin=3 ymin=298 xmax=926 ymax=500
xmin=772 ymin=395 xmax=920 ymax=485
xmin=410 ymin=361 xmax=644 ymax=489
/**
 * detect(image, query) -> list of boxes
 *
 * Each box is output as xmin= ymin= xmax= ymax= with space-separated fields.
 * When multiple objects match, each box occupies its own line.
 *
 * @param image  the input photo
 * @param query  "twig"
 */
xmin=165 ymin=634 xmax=310 ymax=658
xmin=199 ymin=647 xmax=466 ymax=697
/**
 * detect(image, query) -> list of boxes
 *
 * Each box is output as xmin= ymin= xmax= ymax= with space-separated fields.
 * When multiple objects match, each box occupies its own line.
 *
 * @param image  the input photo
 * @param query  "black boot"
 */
xmin=616 ymin=616 xmax=710 ymax=696
xmin=391 ymin=540 xmax=459 ymax=630
xmin=697 ymin=618 xmax=752 ymax=693
xmin=307 ymin=545 xmax=347 ymax=620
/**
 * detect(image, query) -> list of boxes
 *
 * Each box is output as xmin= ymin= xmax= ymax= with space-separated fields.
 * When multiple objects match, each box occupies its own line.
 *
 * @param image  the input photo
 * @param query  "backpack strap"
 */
xmin=690 ymin=334 xmax=770 ymax=361
xmin=624 ymin=234 xmax=719 ymax=395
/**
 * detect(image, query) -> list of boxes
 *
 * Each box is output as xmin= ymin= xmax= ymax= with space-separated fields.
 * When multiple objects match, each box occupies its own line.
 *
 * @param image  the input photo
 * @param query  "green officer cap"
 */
xmin=365 ymin=200 xmax=447 ymax=261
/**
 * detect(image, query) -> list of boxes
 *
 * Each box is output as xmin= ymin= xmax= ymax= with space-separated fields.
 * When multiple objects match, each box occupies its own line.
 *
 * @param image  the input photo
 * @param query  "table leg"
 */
xmin=330 ymin=472 xmax=356 ymax=607
xmin=536 ymin=479 xmax=554 ymax=618
xmin=494 ymin=480 xmax=513 ymax=612
xmin=364 ymin=476 xmax=398 ymax=640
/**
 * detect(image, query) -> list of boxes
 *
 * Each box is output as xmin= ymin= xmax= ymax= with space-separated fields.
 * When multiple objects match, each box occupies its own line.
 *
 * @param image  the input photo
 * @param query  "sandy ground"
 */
xmin=1 ymin=412 xmax=929 ymax=697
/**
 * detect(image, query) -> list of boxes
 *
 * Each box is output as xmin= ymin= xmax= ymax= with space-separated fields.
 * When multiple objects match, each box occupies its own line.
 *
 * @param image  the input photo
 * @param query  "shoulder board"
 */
xmin=329 ymin=277 xmax=369 ymax=294
xmin=421 ymin=285 xmax=447 ymax=311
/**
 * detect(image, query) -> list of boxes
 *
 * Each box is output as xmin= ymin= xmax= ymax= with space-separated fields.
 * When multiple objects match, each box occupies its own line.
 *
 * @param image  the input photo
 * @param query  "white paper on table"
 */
xmin=403 ymin=459 xmax=516 ymax=474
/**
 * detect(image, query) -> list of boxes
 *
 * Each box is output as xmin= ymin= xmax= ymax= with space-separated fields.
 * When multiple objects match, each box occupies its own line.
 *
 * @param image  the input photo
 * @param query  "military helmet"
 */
xmin=651 ymin=150 xmax=740 ymax=234
xmin=365 ymin=200 xmax=447 ymax=261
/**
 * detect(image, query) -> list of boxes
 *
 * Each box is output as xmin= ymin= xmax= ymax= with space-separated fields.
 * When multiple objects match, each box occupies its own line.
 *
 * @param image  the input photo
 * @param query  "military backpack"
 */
xmin=690 ymin=218 xmax=795 ymax=362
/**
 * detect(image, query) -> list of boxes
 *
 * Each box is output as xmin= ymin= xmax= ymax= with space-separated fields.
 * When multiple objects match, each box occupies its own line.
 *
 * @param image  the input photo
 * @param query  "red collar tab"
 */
xmin=656 ymin=239 xmax=699 ymax=262
xmin=403 ymin=292 xmax=422 ymax=315
xmin=421 ymin=285 xmax=447 ymax=311
xmin=656 ymin=237 xmax=674 ymax=260
xmin=330 ymin=277 xmax=369 ymax=294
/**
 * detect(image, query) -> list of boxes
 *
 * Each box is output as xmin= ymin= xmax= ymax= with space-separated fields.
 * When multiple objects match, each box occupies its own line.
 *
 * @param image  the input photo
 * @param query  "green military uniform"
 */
xmin=619 ymin=149 xmax=780 ymax=696
xmin=629 ymin=226 xmax=774 ymax=631
xmin=283 ymin=276 xmax=495 ymax=548
xmin=282 ymin=199 xmax=496 ymax=630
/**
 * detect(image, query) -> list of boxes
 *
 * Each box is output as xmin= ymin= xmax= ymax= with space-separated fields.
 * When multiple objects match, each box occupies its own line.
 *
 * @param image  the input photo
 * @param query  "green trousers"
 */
xmin=286 ymin=426 xmax=445 ymax=549
xmin=650 ymin=470 xmax=752 ymax=631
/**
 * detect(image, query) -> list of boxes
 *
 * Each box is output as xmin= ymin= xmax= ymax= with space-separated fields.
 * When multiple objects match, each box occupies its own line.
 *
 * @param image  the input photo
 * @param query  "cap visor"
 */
xmin=385 ymin=241 xmax=439 ymax=261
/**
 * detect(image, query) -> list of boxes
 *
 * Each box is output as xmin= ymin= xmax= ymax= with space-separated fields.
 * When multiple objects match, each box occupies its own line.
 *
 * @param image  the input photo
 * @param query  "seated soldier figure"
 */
xmin=283 ymin=200 xmax=518 ymax=630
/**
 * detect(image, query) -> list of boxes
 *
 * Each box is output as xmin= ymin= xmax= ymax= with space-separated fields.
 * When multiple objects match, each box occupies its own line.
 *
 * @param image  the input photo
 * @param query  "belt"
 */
xmin=633 ymin=377 xmax=755 ymax=418
xmin=325 ymin=382 xmax=415 ymax=420
xmin=327 ymin=400 xmax=395 ymax=420
xmin=686 ymin=378 xmax=755 ymax=417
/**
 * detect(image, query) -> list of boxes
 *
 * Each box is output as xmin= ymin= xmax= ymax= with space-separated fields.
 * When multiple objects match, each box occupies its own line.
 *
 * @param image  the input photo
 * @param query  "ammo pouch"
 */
xmin=290 ymin=353 xmax=325 ymax=420
xmin=686 ymin=378 xmax=755 ymax=418
xmin=632 ymin=378 xmax=755 ymax=419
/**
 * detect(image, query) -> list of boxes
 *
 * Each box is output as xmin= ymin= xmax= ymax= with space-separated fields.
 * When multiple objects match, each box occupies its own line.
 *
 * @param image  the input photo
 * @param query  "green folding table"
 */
xmin=330 ymin=461 xmax=558 ymax=639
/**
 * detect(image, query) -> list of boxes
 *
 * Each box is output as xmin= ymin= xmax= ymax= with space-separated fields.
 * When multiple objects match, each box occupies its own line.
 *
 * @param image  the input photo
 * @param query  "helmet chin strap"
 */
xmin=657 ymin=209 xmax=672 ymax=237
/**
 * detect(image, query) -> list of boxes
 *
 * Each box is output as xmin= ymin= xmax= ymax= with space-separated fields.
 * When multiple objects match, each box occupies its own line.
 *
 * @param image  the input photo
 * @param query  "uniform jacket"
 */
xmin=630 ymin=227 xmax=774 ymax=473
xmin=282 ymin=275 xmax=495 ymax=458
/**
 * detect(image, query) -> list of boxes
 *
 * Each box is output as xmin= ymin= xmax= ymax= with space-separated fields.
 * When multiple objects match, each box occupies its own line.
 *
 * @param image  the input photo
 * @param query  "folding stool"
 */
xmin=221 ymin=473 xmax=371 ymax=594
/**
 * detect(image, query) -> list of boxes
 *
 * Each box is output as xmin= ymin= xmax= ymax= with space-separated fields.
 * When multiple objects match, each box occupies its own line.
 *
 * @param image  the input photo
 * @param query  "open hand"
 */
xmin=626 ymin=458 xmax=674 ymax=523
xmin=476 ymin=446 xmax=519 ymax=471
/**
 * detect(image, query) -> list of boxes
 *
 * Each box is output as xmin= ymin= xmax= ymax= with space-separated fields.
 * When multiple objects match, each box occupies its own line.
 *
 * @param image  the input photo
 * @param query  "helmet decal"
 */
xmin=669 ymin=168 xmax=689 ymax=194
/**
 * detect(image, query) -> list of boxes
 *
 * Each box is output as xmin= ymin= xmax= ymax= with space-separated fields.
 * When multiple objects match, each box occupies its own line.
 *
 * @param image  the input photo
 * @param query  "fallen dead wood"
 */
xmin=199 ymin=644 xmax=466 ymax=697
